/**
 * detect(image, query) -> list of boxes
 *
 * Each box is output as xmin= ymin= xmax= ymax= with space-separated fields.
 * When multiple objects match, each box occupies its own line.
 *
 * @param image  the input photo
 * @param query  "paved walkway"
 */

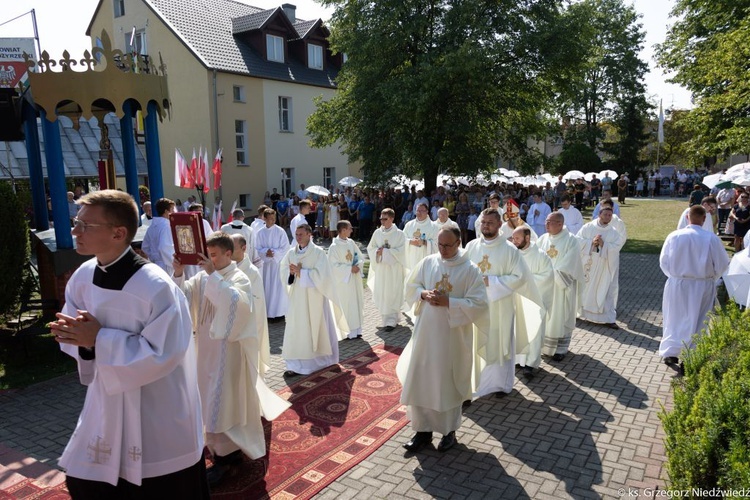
xmin=0 ymin=252 xmax=675 ymax=499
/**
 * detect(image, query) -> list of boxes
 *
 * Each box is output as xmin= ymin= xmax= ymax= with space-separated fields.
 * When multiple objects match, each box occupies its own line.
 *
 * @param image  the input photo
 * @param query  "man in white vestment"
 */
xmin=592 ymin=190 xmax=621 ymax=218
xmin=250 ymin=204 xmax=268 ymax=234
xmin=255 ymin=209 xmax=290 ymax=320
xmin=512 ymin=227 xmax=554 ymax=379
xmin=173 ymin=233 xmax=290 ymax=486
xmin=328 ymin=220 xmax=364 ymax=339
xmin=397 ymin=227 xmax=487 ymax=453
xmin=367 ymin=208 xmax=407 ymax=331
xmin=221 ymin=208 xmax=262 ymax=270
xmin=677 ymin=195 xmax=717 ymax=233
xmin=141 ymin=197 xmax=176 ymax=275
xmin=499 ymin=199 xmax=537 ymax=242
xmin=577 ymin=206 xmax=626 ymax=327
xmin=465 ymin=209 xmax=543 ymax=397
xmin=435 ymin=207 xmax=459 ymax=232
xmin=536 ymin=212 xmax=583 ymax=361
xmin=659 ymin=205 xmax=729 ymax=371
xmin=403 ymin=202 xmax=439 ymax=274
xmin=231 ymin=234 xmax=271 ymax=379
xmin=289 ymin=199 xmax=311 ymax=241
xmin=140 ymin=201 xmax=152 ymax=227
xmin=557 ymin=194 xmax=584 ymax=236
xmin=474 ymin=193 xmax=505 ymax=235
xmin=280 ymin=224 xmax=340 ymax=376
xmin=51 ymin=190 xmax=208 ymax=498
xmin=526 ymin=193 xmax=552 ymax=236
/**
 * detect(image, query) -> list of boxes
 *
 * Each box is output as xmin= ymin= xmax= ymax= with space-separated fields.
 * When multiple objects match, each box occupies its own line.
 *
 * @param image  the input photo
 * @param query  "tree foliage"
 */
xmin=308 ymin=0 xmax=580 ymax=193
xmin=657 ymin=0 xmax=750 ymax=158
xmin=0 ymin=182 xmax=30 ymax=319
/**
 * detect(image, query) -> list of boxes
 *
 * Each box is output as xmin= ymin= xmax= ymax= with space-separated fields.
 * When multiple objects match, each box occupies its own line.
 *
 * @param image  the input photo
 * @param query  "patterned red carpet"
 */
xmin=211 ymin=344 xmax=407 ymax=499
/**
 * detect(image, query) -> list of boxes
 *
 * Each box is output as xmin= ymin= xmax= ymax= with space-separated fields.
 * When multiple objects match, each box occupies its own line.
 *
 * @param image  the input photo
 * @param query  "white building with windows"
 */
xmin=87 ymin=0 xmax=357 ymax=212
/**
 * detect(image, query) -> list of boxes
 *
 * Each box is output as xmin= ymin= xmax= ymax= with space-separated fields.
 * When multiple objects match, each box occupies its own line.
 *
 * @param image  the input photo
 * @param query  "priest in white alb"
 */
xmin=255 ymin=208 xmax=290 ymax=320
xmin=512 ymin=226 xmax=554 ymax=379
xmin=465 ymin=209 xmax=543 ymax=397
xmin=280 ymin=224 xmax=340 ymax=377
xmin=403 ymin=202 xmax=439 ymax=274
xmin=659 ymin=205 xmax=729 ymax=370
xmin=499 ymin=199 xmax=537 ymax=242
xmin=536 ymin=212 xmax=583 ymax=361
xmin=526 ymin=193 xmax=552 ymax=236
xmin=435 ymin=207 xmax=460 ymax=232
xmin=577 ymin=205 xmax=626 ymax=328
xmin=557 ymin=194 xmax=584 ymax=236
xmin=367 ymin=208 xmax=407 ymax=331
xmin=221 ymin=208 xmax=262 ymax=270
xmin=231 ymin=233 xmax=271 ymax=379
xmin=173 ymin=233 xmax=290 ymax=486
xmin=397 ymin=227 xmax=487 ymax=453
xmin=328 ymin=220 xmax=364 ymax=339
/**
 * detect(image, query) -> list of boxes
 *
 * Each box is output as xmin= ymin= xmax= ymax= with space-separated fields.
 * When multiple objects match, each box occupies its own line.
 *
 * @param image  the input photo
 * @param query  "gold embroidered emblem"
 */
xmin=546 ymin=245 xmax=558 ymax=259
xmin=413 ymin=229 xmax=421 ymax=239
xmin=478 ymin=255 xmax=491 ymax=273
xmin=345 ymin=250 xmax=353 ymax=262
xmin=435 ymin=273 xmax=453 ymax=294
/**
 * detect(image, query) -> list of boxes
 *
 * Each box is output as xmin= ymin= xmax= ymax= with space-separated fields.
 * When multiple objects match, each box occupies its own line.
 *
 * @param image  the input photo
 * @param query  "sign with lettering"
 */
xmin=0 ymin=38 xmax=36 ymax=89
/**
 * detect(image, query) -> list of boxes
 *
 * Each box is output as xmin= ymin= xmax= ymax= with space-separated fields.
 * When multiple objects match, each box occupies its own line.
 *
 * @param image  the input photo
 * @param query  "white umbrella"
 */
xmin=505 ymin=170 xmax=520 ymax=178
xmin=563 ymin=170 xmax=586 ymax=180
xmin=455 ymin=176 xmax=471 ymax=186
xmin=306 ymin=185 xmax=330 ymax=196
xmin=338 ymin=176 xmax=363 ymax=187
xmin=599 ymin=169 xmax=619 ymax=179
xmin=726 ymin=162 xmax=750 ymax=175
xmin=701 ymin=172 xmax=724 ymax=189
xmin=584 ymin=172 xmax=597 ymax=182
xmin=724 ymin=249 xmax=750 ymax=307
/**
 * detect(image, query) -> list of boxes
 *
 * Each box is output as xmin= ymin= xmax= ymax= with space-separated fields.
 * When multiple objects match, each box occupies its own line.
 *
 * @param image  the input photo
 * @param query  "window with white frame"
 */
xmin=281 ymin=168 xmax=294 ymax=198
xmin=233 ymin=85 xmax=245 ymax=102
xmin=114 ymin=0 xmax=125 ymax=17
xmin=307 ymin=43 xmax=323 ymax=70
xmin=235 ymin=120 xmax=248 ymax=165
xmin=278 ymin=96 xmax=292 ymax=132
xmin=124 ymin=31 xmax=147 ymax=55
xmin=323 ymin=167 xmax=335 ymax=189
xmin=266 ymin=35 xmax=284 ymax=62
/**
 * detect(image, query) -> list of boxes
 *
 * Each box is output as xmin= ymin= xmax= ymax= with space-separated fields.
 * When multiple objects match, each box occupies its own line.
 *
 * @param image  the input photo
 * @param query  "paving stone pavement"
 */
xmin=0 ymin=251 xmax=676 ymax=499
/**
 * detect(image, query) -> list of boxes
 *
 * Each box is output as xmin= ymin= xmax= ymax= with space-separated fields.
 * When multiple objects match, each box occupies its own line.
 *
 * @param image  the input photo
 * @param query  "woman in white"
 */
xmin=327 ymin=197 xmax=339 ymax=238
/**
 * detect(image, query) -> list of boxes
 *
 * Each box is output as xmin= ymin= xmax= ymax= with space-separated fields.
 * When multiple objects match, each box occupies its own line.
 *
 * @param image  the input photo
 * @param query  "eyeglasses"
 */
xmin=438 ymin=241 xmax=460 ymax=249
xmin=73 ymin=218 xmax=113 ymax=232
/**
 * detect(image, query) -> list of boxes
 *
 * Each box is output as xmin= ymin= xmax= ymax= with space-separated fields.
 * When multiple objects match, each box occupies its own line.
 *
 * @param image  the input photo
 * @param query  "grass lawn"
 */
xmin=0 ymin=325 xmax=76 ymax=390
xmin=616 ymin=198 xmax=688 ymax=254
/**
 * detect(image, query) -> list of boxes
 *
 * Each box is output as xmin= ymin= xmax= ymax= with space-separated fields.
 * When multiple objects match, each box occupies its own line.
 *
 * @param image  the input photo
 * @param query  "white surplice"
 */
xmin=517 ymin=244 xmax=554 ymax=368
xmin=558 ymin=206 xmax=584 ymax=236
xmin=465 ymin=237 xmax=543 ymax=397
xmin=280 ymin=242 xmax=340 ymax=374
xmin=536 ymin=228 xmax=583 ymax=356
xmin=175 ymin=263 xmax=290 ymax=459
xmin=577 ymin=219 xmax=626 ymax=324
xmin=237 ymin=257 xmax=271 ymax=378
xmin=289 ymin=213 xmax=307 ymax=242
xmin=328 ymin=237 xmax=364 ymax=339
xmin=659 ymin=225 xmax=730 ymax=358
xmin=366 ymin=225 xmax=407 ymax=327
xmin=499 ymin=221 xmax=537 ymax=243
xmin=255 ymin=223 xmax=290 ymax=318
xmin=221 ymin=221 xmax=262 ymax=270
xmin=677 ymin=207 xmax=714 ymax=233
xmin=141 ymin=216 xmax=174 ymax=276
xmin=403 ymin=217 xmax=439 ymax=273
xmin=59 ymin=250 xmax=203 ymax=486
xmin=396 ymin=251 xmax=487 ymax=434
xmin=526 ymin=202 xmax=552 ymax=236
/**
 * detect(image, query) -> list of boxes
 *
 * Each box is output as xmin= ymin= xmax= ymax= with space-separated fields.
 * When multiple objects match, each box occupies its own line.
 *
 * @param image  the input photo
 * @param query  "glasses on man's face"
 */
xmin=73 ymin=218 xmax=113 ymax=232
xmin=438 ymin=240 xmax=460 ymax=250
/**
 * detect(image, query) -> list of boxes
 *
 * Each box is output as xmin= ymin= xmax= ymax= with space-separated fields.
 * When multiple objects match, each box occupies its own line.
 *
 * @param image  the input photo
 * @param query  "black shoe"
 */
xmin=206 ymin=463 xmax=230 ymax=487
xmin=214 ymin=450 xmax=243 ymax=466
xmin=606 ymin=322 xmax=620 ymax=329
xmin=383 ymin=326 xmax=396 ymax=332
xmin=403 ymin=432 xmax=432 ymax=452
xmin=462 ymin=399 xmax=472 ymax=409
xmin=663 ymin=356 xmax=679 ymax=366
xmin=437 ymin=431 xmax=457 ymax=452
xmin=495 ymin=391 xmax=508 ymax=398
xmin=522 ymin=366 xmax=534 ymax=380
xmin=678 ymin=362 xmax=685 ymax=376
xmin=551 ymin=353 xmax=565 ymax=362
xmin=284 ymin=370 xmax=301 ymax=378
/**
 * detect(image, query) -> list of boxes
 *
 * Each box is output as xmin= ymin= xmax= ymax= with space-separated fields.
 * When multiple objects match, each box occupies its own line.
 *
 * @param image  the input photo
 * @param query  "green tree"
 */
xmin=553 ymin=0 xmax=649 ymax=154
xmin=602 ymin=96 xmax=650 ymax=174
xmin=0 ymin=181 xmax=30 ymax=318
xmin=308 ymin=0 xmax=579 ymax=194
xmin=657 ymin=1 xmax=750 ymax=159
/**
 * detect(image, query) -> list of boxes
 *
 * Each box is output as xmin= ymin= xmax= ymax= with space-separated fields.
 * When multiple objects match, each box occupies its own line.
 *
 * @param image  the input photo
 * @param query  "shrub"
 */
xmin=660 ymin=303 xmax=750 ymax=490
xmin=0 ymin=182 xmax=31 ymax=319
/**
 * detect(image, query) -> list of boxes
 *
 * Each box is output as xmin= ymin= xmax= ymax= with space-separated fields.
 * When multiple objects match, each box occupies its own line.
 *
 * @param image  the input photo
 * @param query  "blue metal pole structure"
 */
xmin=23 ymin=102 xmax=49 ymax=230
xmin=144 ymin=100 xmax=164 ymax=201
xmin=39 ymin=109 xmax=73 ymax=248
xmin=120 ymin=100 xmax=140 ymax=209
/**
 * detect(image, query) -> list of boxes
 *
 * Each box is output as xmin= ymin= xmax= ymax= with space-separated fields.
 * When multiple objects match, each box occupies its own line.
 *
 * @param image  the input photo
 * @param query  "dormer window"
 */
xmin=307 ymin=43 xmax=323 ymax=70
xmin=267 ymin=34 xmax=284 ymax=63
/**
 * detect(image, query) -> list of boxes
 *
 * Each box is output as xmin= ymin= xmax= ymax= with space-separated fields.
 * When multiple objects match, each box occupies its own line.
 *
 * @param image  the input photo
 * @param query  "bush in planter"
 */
xmin=659 ymin=303 xmax=750 ymax=490
xmin=0 ymin=182 xmax=31 ymax=319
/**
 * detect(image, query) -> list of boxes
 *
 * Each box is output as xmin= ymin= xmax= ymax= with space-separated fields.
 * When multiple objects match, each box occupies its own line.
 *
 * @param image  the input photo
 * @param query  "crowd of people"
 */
xmin=49 ymin=163 xmax=741 ymax=496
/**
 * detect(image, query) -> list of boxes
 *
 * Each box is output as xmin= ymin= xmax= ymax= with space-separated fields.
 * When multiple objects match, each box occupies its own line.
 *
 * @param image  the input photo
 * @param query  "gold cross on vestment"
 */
xmin=87 ymin=436 xmax=112 ymax=464
xmin=128 ymin=446 xmax=142 ymax=462
xmin=478 ymin=255 xmax=492 ymax=273
xmin=412 ymin=229 xmax=421 ymax=239
xmin=345 ymin=250 xmax=353 ymax=262
xmin=435 ymin=273 xmax=453 ymax=294
xmin=546 ymin=245 xmax=559 ymax=259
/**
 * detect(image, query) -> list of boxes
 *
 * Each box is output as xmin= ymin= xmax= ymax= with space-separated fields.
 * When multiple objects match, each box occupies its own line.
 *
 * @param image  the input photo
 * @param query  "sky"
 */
xmin=0 ymin=0 xmax=692 ymax=110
